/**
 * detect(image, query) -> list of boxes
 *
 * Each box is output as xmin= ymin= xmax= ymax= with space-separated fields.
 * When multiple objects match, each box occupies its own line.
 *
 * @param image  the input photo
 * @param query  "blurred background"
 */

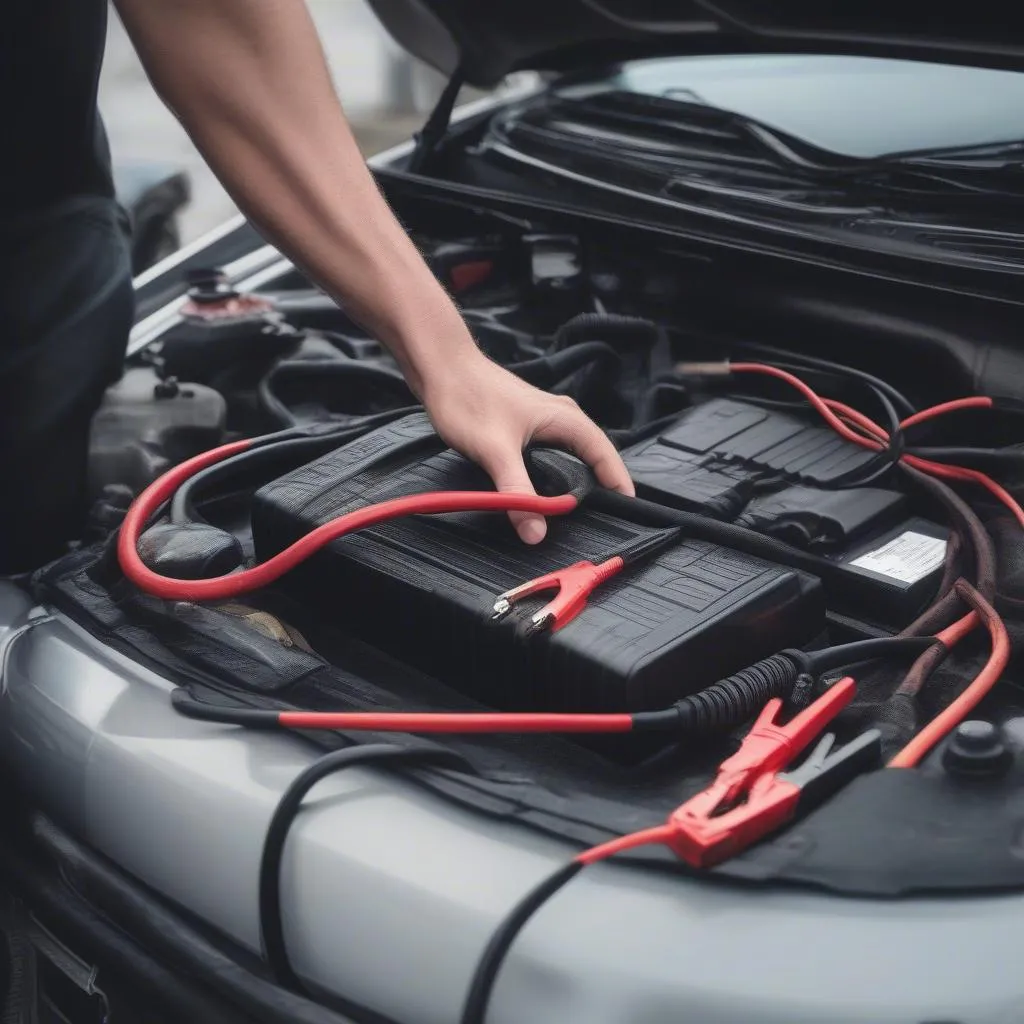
xmin=99 ymin=0 xmax=452 ymax=244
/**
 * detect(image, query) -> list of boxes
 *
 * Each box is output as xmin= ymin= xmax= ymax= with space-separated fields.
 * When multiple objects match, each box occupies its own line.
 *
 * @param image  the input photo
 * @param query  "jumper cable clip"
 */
xmin=665 ymin=676 xmax=882 ymax=867
xmin=491 ymin=556 xmax=625 ymax=634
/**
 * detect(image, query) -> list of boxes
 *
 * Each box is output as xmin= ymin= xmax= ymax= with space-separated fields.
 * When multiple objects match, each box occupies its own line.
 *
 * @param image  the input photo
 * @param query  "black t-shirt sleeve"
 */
xmin=2 ymin=0 xmax=115 ymax=211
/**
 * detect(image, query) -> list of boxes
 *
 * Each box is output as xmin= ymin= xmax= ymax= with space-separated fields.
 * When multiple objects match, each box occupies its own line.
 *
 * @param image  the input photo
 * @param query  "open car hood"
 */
xmin=364 ymin=0 xmax=1024 ymax=88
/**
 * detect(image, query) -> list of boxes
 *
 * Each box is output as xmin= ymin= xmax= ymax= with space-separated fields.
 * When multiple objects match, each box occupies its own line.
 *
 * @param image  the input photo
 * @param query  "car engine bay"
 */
xmin=50 ymin=194 xmax=1019 ymax=868
xmin=0 ymin=165 xmax=1017 ymax=1024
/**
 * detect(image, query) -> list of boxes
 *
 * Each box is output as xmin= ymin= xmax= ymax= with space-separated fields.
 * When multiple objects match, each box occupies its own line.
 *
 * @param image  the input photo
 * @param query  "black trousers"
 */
xmin=0 ymin=197 xmax=133 ymax=574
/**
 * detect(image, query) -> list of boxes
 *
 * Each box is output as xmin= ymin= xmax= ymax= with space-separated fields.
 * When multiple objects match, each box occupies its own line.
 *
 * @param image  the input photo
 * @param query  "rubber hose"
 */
xmin=508 ymin=342 xmax=619 ymax=388
xmin=552 ymin=312 xmax=659 ymax=352
xmin=170 ymin=412 xmax=430 ymax=525
xmin=170 ymin=432 xmax=363 ymax=524
xmin=259 ymin=359 xmax=413 ymax=429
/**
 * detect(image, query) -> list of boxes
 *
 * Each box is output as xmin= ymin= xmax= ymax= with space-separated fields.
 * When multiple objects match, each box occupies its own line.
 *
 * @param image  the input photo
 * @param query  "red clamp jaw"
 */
xmin=491 ymin=556 xmax=625 ymax=633
xmin=663 ymin=677 xmax=881 ymax=868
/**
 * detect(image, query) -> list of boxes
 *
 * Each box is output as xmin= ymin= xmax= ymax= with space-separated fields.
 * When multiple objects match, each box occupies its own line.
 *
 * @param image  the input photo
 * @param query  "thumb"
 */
xmin=477 ymin=444 xmax=546 ymax=545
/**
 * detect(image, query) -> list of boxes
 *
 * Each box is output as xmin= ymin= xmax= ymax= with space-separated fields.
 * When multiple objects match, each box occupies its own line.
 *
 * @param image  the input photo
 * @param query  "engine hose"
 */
xmin=508 ymin=342 xmax=619 ymax=388
xmin=170 ymin=429 xmax=367 ymax=525
xmin=259 ymin=358 xmax=414 ymax=429
xmin=170 ymin=416 xmax=446 ymax=529
xmin=552 ymin=312 xmax=660 ymax=352
xmin=167 ymin=416 xmax=424 ymax=526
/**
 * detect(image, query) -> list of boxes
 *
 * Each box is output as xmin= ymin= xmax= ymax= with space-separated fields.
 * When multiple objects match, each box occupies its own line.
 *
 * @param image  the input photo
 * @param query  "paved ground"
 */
xmin=98 ymin=0 xmax=448 ymax=243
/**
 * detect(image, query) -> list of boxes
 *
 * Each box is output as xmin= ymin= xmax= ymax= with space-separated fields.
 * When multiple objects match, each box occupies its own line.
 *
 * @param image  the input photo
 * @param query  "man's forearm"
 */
xmin=114 ymin=0 xmax=473 ymax=396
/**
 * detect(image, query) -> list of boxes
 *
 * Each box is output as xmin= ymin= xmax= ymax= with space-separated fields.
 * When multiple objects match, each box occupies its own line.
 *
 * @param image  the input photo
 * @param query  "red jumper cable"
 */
xmin=677 ymin=361 xmax=1024 ymax=527
xmin=119 ymin=439 xmax=582 ymax=605
xmin=118 ymin=438 xmax=684 ymax=630
xmin=490 ymin=558 xmax=625 ymax=633
xmin=890 ymin=580 xmax=1009 ymax=768
xmin=175 ymin=669 xmax=881 ymax=867
xmin=579 ymin=674 xmax=879 ymax=868
xmin=459 ymin=679 xmax=881 ymax=1024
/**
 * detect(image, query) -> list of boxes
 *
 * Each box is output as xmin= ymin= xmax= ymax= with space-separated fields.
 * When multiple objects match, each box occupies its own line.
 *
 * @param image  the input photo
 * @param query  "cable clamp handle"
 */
xmin=665 ymin=678 xmax=881 ymax=866
xmin=491 ymin=557 xmax=625 ymax=633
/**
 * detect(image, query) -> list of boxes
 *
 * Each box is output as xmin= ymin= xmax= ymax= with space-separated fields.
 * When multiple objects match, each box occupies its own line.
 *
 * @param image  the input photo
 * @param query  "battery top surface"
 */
xmin=252 ymin=415 xmax=823 ymax=712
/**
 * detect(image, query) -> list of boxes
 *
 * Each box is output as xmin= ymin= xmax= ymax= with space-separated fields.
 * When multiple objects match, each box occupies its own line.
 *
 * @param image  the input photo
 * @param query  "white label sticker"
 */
xmin=850 ymin=531 xmax=947 ymax=585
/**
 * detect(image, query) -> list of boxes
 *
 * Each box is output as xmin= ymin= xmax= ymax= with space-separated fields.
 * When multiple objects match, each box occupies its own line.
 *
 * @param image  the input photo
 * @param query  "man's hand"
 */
xmin=114 ymin=0 xmax=631 ymax=537
xmin=423 ymin=352 xmax=634 ymax=543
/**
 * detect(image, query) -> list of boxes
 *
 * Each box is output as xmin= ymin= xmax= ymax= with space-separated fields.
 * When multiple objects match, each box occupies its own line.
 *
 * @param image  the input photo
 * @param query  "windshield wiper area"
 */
xmin=487 ymin=90 xmax=1024 ymax=199
xmin=534 ymin=90 xmax=1024 ymax=180
xmin=481 ymin=91 xmax=1024 ymax=234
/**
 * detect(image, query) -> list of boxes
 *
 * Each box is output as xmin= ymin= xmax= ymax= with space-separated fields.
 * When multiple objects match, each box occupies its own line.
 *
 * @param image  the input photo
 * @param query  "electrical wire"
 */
xmin=890 ymin=581 xmax=1008 ymax=768
xmin=680 ymin=361 xmax=1011 ymax=731
xmin=260 ymin=744 xmax=465 ymax=992
xmin=459 ymin=826 xmax=672 ymax=1024
xmin=718 ymin=363 xmax=1024 ymax=528
xmin=837 ymin=384 xmax=905 ymax=486
xmin=909 ymin=445 xmax=1024 ymax=468
xmin=459 ymin=861 xmax=585 ymax=1024
xmin=172 ymin=639 xmax=932 ymax=737
xmin=900 ymin=397 xmax=994 ymax=430
xmin=731 ymin=342 xmax=917 ymax=417
xmin=461 ymin=587 xmax=1003 ymax=1023
xmin=687 ymin=359 xmax=904 ymax=486
xmin=765 ymin=373 xmax=1006 ymax=709
xmin=833 ymin=399 xmax=1024 ymax=528
xmin=804 ymin=636 xmax=937 ymax=674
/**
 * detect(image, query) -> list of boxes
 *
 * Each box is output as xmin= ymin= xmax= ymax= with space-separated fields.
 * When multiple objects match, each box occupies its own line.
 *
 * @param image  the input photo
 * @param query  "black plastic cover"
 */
xmin=624 ymin=399 xmax=946 ymax=625
xmin=250 ymin=414 xmax=823 ymax=713
xmin=626 ymin=398 xmax=887 ymax=517
xmin=87 ymin=368 xmax=227 ymax=502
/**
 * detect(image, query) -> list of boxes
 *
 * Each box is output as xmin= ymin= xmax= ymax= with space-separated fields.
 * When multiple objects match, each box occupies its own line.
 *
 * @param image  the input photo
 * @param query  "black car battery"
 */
xmin=251 ymin=414 xmax=824 ymax=713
